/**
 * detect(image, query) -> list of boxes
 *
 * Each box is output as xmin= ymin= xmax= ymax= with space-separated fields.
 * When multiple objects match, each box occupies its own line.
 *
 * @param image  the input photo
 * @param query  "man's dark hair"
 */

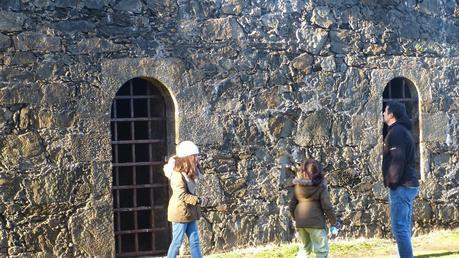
xmin=386 ymin=101 xmax=408 ymax=119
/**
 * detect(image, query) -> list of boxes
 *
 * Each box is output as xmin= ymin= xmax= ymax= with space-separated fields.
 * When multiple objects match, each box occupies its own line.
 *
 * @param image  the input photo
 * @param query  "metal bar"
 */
xmin=129 ymin=80 xmax=139 ymax=252
xmin=112 ymin=102 xmax=119 ymax=258
xmin=113 ymin=184 xmax=168 ymax=190
xmin=129 ymin=80 xmax=140 ymax=253
xmin=147 ymin=85 xmax=160 ymax=253
xmin=116 ymin=249 xmax=167 ymax=257
xmin=115 ymin=169 xmax=121 ymax=233
xmin=111 ymin=139 xmax=164 ymax=144
xmin=150 ymin=165 xmax=155 ymax=230
xmin=111 ymin=117 xmax=165 ymax=122
xmin=402 ymin=79 xmax=406 ymax=98
xmin=116 ymin=189 xmax=122 ymax=253
xmin=116 ymin=210 xmax=122 ymax=254
xmin=112 ymin=161 xmax=163 ymax=167
xmin=114 ymin=156 xmax=119 ymax=186
xmin=114 ymin=205 xmax=165 ymax=212
xmin=113 ymin=100 xmax=119 ymax=167
xmin=133 ymin=167 xmax=139 ymax=252
xmin=147 ymin=94 xmax=156 ymax=248
xmin=113 ymin=98 xmax=123 ymax=254
xmin=114 ymin=166 xmax=119 ymax=193
xmin=152 ymin=231 xmax=156 ymax=253
xmin=113 ymin=100 xmax=118 ymax=141
xmin=115 ymin=228 xmax=168 ymax=235
xmin=388 ymin=81 xmax=392 ymax=97
xmin=161 ymin=93 xmax=171 ymax=246
xmin=382 ymin=98 xmax=417 ymax=102
xmin=148 ymin=96 xmax=153 ymax=165
xmin=115 ymin=95 xmax=161 ymax=100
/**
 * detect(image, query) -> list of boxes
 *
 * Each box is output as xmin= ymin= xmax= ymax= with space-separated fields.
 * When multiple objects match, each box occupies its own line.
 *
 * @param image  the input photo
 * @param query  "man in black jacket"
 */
xmin=382 ymin=101 xmax=419 ymax=258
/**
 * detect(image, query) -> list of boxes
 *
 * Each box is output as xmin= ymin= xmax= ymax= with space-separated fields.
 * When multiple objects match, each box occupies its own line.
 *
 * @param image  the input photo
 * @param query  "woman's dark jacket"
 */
xmin=382 ymin=120 xmax=419 ymax=189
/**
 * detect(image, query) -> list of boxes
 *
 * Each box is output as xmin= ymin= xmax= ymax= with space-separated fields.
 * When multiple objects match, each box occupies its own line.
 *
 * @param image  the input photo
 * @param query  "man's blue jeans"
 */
xmin=389 ymin=186 xmax=419 ymax=258
xmin=167 ymin=221 xmax=202 ymax=258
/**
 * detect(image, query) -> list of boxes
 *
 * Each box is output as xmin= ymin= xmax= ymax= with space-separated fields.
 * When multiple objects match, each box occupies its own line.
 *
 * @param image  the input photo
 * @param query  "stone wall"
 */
xmin=0 ymin=0 xmax=458 ymax=256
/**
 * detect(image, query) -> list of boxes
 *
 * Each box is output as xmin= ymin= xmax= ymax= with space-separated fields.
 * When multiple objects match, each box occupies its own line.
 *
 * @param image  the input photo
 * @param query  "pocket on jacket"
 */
xmin=178 ymin=202 xmax=190 ymax=218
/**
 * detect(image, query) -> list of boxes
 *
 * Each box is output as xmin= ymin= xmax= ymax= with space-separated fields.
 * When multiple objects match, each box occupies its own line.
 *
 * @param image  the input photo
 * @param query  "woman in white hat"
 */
xmin=164 ymin=141 xmax=208 ymax=258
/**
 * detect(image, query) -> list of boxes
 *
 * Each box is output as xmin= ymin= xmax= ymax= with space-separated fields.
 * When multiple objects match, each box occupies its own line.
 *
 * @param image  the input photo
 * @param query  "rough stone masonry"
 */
xmin=0 ymin=0 xmax=458 ymax=257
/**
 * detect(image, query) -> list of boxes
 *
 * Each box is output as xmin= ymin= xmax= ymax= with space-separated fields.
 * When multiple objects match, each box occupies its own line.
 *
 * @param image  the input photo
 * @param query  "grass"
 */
xmin=205 ymin=228 xmax=459 ymax=258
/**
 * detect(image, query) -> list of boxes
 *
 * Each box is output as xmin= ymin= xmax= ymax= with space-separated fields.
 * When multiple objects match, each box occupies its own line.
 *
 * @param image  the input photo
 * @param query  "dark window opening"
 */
xmin=117 ymin=145 xmax=133 ymax=163
xmin=121 ymin=234 xmax=135 ymax=253
xmin=115 ymin=99 xmax=131 ymax=118
xmin=111 ymin=78 xmax=171 ymax=257
xmin=134 ymin=99 xmax=149 ymax=117
xmin=137 ymin=188 xmax=151 ymax=207
xmin=136 ymin=166 xmax=150 ymax=184
xmin=134 ymin=121 xmax=149 ymax=139
xmin=116 ymin=122 xmax=132 ymax=141
xmin=382 ymin=77 xmax=421 ymax=178
xmin=138 ymin=233 xmax=152 ymax=251
xmin=118 ymin=167 xmax=133 ymax=186
xmin=137 ymin=210 xmax=151 ymax=229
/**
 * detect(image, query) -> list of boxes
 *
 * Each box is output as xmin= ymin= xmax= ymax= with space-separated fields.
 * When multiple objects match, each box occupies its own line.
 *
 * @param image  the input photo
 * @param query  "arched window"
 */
xmin=382 ymin=77 xmax=421 ymax=178
xmin=111 ymin=78 xmax=173 ymax=257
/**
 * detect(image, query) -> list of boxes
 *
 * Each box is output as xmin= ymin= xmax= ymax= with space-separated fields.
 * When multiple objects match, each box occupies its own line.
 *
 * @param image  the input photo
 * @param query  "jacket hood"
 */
xmin=395 ymin=116 xmax=412 ymax=130
xmin=293 ymin=178 xmax=326 ymax=198
xmin=163 ymin=156 xmax=176 ymax=179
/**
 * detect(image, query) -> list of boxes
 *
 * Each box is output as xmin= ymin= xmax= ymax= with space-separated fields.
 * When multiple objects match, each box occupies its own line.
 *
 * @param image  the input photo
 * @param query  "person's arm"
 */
xmin=171 ymin=173 xmax=199 ymax=205
xmin=320 ymin=186 xmax=337 ymax=226
xmin=385 ymin=129 xmax=406 ymax=189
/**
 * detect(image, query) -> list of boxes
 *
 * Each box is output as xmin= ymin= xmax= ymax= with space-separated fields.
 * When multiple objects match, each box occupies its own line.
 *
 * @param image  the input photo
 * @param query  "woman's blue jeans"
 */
xmin=389 ymin=186 xmax=419 ymax=258
xmin=167 ymin=221 xmax=202 ymax=258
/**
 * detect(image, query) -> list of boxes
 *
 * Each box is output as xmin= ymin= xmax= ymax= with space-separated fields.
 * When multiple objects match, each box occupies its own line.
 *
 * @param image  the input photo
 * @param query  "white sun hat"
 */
xmin=176 ymin=141 xmax=200 ymax=158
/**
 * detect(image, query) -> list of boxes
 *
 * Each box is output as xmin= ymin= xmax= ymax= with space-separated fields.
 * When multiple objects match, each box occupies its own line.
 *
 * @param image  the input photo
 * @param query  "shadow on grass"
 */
xmin=415 ymin=251 xmax=459 ymax=258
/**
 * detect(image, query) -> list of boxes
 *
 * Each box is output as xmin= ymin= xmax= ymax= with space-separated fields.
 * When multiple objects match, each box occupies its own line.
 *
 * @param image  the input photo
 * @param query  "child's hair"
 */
xmin=174 ymin=155 xmax=199 ymax=180
xmin=300 ymin=159 xmax=324 ymax=186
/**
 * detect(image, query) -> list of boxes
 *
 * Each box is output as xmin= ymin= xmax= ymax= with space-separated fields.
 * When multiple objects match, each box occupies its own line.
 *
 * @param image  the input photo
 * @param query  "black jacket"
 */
xmin=382 ymin=121 xmax=419 ymax=189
